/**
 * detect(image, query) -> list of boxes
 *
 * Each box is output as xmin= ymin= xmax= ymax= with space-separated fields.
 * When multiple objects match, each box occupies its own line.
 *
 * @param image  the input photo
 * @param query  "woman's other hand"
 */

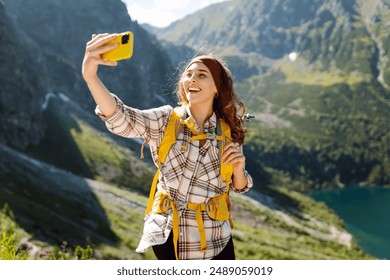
xmin=223 ymin=142 xmax=246 ymax=171
xmin=223 ymin=142 xmax=248 ymax=190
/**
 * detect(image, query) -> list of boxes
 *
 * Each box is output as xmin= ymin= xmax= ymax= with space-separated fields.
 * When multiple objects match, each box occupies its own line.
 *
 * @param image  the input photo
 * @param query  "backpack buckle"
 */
xmin=204 ymin=128 xmax=215 ymax=140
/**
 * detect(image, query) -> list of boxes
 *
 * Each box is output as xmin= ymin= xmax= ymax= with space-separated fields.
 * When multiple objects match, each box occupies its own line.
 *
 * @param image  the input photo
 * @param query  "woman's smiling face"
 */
xmin=182 ymin=62 xmax=217 ymax=107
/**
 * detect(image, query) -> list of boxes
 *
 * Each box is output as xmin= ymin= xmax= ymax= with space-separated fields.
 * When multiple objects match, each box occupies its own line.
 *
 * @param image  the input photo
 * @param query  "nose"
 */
xmin=185 ymin=73 xmax=197 ymax=83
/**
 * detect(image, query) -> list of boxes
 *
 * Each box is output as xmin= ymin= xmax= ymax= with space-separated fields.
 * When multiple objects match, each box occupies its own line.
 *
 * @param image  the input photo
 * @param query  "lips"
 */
xmin=188 ymin=87 xmax=201 ymax=93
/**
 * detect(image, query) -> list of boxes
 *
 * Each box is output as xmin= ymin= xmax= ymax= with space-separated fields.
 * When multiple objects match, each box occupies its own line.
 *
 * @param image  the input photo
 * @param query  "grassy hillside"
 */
xmin=232 ymin=189 xmax=371 ymax=259
xmin=239 ymin=61 xmax=389 ymax=189
xmin=0 ymin=96 xmax=374 ymax=260
xmin=26 ymin=96 xmax=155 ymax=194
xmin=0 ymin=178 xmax=373 ymax=260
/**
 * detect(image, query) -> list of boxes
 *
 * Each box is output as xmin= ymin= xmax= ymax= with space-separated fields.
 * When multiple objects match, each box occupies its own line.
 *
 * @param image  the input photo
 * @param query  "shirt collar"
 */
xmin=182 ymin=105 xmax=217 ymax=134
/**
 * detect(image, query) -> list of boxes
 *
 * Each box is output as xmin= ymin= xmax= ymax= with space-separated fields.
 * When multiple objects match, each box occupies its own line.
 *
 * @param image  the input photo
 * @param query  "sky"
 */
xmin=121 ymin=0 xmax=228 ymax=28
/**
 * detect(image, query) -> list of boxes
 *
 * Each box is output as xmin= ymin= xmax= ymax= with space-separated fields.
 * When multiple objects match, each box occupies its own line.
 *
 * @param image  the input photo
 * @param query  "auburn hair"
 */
xmin=176 ymin=55 xmax=247 ymax=144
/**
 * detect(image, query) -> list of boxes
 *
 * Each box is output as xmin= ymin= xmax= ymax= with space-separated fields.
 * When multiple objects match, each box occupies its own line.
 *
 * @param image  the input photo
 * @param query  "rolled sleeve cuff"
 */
xmin=94 ymin=94 xmax=123 ymax=122
xmin=231 ymin=170 xmax=253 ymax=194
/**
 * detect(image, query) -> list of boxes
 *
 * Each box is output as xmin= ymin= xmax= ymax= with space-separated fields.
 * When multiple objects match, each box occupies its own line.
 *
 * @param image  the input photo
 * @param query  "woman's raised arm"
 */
xmin=82 ymin=33 xmax=119 ymax=117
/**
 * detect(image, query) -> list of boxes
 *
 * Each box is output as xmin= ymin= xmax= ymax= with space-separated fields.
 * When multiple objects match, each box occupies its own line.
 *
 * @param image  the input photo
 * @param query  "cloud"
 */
xmin=125 ymin=3 xmax=176 ymax=27
xmin=153 ymin=0 xmax=191 ymax=11
xmin=122 ymin=0 xmax=227 ymax=27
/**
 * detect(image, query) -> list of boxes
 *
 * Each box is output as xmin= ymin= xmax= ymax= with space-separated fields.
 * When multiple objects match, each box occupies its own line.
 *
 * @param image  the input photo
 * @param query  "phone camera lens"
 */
xmin=122 ymin=34 xmax=129 ymax=44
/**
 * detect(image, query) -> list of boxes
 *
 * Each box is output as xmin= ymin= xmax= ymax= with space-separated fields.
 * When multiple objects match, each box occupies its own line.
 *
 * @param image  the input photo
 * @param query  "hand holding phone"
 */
xmin=101 ymin=31 xmax=134 ymax=61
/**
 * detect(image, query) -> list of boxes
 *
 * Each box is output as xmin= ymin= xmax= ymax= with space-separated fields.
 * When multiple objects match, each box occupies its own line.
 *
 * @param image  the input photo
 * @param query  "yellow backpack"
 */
xmin=144 ymin=106 xmax=234 ymax=259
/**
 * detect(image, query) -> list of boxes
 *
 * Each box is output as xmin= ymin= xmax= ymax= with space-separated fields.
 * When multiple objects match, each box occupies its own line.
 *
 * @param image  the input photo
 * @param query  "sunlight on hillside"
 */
xmin=277 ymin=57 xmax=367 ymax=86
xmin=69 ymin=117 xmax=126 ymax=179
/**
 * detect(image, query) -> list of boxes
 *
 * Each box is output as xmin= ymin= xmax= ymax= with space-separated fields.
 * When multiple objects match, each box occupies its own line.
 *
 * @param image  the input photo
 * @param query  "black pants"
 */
xmin=152 ymin=232 xmax=236 ymax=260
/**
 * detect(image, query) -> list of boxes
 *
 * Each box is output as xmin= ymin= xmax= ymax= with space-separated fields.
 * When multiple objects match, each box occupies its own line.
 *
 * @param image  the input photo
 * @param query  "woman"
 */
xmin=82 ymin=33 xmax=253 ymax=260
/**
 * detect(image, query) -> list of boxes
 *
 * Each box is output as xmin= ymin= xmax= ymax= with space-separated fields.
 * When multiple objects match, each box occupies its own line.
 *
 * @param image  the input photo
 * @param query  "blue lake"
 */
xmin=310 ymin=186 xmax=390 ymax=260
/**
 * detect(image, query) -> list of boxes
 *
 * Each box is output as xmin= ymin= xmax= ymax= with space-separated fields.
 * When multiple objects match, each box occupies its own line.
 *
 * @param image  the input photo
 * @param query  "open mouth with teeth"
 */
xmin=188 ymin=87 xmax=201 ymax=93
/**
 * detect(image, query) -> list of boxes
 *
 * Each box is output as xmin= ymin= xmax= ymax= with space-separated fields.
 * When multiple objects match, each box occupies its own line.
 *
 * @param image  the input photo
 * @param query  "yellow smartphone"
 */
xmin=101 ymin=31 xmax=134 ymax=61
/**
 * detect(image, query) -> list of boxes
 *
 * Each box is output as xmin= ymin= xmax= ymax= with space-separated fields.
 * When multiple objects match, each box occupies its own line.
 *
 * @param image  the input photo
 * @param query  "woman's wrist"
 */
xmin=83 ymin=73 xmax=100 ymax=85
xmin=232 ymin=167 xmax=248 ymax=190
xmin=233 ymin=164 xmax=246 ymax=175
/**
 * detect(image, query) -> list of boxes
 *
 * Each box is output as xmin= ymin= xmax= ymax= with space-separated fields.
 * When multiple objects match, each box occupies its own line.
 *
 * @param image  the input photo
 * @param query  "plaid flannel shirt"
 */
xmin=96 ymin=95 xmax=253 ymax=259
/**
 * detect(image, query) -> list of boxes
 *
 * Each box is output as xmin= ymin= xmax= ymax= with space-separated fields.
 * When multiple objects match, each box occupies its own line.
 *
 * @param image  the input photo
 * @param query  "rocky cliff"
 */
xmin=0 ymin=0 xmax=45 ymax=148
xmin=4 ymin=0 xmax=174 ymax=112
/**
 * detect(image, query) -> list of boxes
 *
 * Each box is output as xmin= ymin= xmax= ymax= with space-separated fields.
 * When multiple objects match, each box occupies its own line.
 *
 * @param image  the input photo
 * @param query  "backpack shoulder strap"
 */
xmin=145 ymin=107 xmax=183 ymax=215
xmin=157 ymin=107 xmax=183 ymax=164
xmin=216 ymin=118 xmax=234 ymax=228
xmin=218 ymin=118 xmax=233 ymax=192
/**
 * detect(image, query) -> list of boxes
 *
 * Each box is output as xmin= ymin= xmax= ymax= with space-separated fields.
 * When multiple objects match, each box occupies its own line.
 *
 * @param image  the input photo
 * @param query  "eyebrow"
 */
xmin=186 ymin=69 xmax=209 ymax=73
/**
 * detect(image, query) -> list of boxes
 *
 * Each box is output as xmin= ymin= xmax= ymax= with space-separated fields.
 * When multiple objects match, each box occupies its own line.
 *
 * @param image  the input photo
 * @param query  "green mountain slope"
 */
xmin=26 ymin=94 xmax=155 ymax=193
xmin=0 ymin=0 xmax=387 ymax=260
xmin=153 ymin=0 xmax=390 ymax=188
xmin=0 ymin=142 xmax=372 ymax=259
xmin=241 ymin=69 xmax=389 ymax=189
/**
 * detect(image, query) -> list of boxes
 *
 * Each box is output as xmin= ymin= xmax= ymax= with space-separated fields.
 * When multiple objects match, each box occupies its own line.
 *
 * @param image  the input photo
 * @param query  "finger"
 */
xmin=87 ymin=40 xmax=116 ymax=56
xmin=225 ymin=142 xmax=241 ymax=152
xmin=223 ymin=148 xmax=243 ymax=162
xmin=228 ymin=156 xmax=245 ymax=166
xmin=222 ymin=147 xmax=235 ymax=161
xmin=225 ymin=153 xmax=245 ymax=164
xmin=99 ymin=58 xmax=118 ymax=67
xmin=223 ymin=142 xmax=236 ymax=155
xmin=91 ymin=57 xmax=118 ymax=67
xmin=224 ymin=142 xmax=236 ymax=150
xmin=223 ymin=143 xmax=241 ymax=160
xmin=87 ymin=33 xmax=117 ymax=50
xmin=87 ymin=34 xmax=115 ymax=50
xmin=228 ymin=158 xmax=244 ymax=165
xmin=91 ymin=43 xmax=118 ymax=57
xmin=88 ymin=33 xmax=109 ymax=44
